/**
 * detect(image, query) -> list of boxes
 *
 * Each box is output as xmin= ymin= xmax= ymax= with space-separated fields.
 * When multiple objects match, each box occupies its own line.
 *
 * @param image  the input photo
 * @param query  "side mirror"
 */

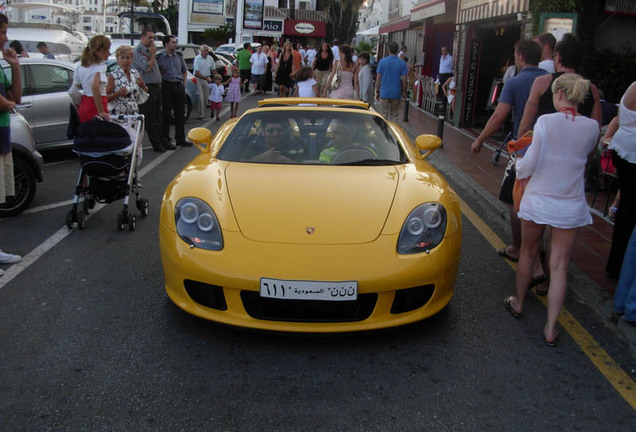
xmin=187 ymin=127 xmax=212 ymax=153
xmin=415 ymin=134 xmax=442 ymax=159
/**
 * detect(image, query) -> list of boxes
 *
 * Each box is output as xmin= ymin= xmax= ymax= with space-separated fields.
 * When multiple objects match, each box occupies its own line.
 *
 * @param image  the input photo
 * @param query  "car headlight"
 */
xmin=175 ymin=198 xmax=223 ymax=251
xmin=397 ymin=203 xmax=447 ymax=254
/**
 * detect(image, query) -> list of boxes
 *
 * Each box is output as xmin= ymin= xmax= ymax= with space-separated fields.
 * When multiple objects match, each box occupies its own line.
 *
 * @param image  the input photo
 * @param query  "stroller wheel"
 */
xmin=491 ymin=151 xmax=500 ymax=166
xmin=137 ymin=198 xmax=150 ymax=217
xmin=66 ymin=210 xmax=75 ymax=229
xmin=117 ymin=212 xmax=125 ymax=231
xmin=77 ymin=211 xmax=86 ymax=229
xmin=129 ymin=213 xmax=137 ymax=231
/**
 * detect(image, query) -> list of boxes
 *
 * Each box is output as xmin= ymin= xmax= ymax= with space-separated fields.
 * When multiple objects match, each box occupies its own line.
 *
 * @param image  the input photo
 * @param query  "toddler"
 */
xmin=208 ymin=75 xmax=225 ymax=121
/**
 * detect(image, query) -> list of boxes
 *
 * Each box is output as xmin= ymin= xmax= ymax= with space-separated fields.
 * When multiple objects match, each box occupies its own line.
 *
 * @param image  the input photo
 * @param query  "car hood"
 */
xmin=226 ymin=164 xmax=399 ymax=244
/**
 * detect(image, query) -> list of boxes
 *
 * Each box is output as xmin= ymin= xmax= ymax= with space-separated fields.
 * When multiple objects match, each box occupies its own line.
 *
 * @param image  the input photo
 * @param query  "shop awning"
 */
xmin=411 ymin=0 xmax=446 ymax=22
xmin=356 ymin=26 xmax=379 ymax=36
xmin=283 ymin=19 xmax=326 ymax=37
xmin=379 ymin=16 xmax=411 ymax=34
xmin=457 ymin=0 xmax=529 ymax=24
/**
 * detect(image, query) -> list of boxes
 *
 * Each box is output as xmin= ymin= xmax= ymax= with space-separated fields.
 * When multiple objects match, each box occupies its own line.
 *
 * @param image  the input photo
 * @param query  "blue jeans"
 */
xmin=613 ymin=225 xmax=636 ymax=321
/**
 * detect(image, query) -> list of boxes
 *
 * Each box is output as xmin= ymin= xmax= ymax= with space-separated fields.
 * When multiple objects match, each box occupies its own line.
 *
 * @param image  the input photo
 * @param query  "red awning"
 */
xmin=283 ymin=19 xmax=327 ymax=37
xmin=379 ymin=16 xmax=411 ymax=34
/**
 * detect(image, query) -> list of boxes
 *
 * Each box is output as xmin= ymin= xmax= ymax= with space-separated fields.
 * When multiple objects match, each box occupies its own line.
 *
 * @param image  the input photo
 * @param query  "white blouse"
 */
xmin=608 ymin=89 xmax=636 ymax=164
xmin=516 ymin=111 xmax=599 ymax=229
xmin=74 ymin=63 xmax=107 ymax=97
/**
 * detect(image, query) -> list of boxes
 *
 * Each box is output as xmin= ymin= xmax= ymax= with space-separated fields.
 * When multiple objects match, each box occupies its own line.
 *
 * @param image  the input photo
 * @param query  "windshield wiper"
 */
xmin=336 ymin=159 xmax=402 ymax=166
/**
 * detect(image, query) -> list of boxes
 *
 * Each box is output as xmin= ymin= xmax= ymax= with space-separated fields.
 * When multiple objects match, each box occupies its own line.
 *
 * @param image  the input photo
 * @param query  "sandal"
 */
xmin=535 ymin=278 xmax=549 ymax=296
xmin=497 ymin=246 xmax=519 ymax=262
xmin=543 ymin=328 xmax=559 ymax=347
xmin=503 ymin=296 xmax=522 ymax=318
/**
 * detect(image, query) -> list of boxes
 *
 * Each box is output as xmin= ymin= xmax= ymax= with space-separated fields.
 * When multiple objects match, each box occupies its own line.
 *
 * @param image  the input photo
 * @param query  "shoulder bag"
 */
xmin=330 ymin=61 xmax=341 ymax=90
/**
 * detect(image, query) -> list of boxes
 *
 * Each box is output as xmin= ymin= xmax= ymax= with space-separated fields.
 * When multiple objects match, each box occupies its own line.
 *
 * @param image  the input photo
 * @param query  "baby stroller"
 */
xmin=66 ymin=115 xmax=149 ymax=231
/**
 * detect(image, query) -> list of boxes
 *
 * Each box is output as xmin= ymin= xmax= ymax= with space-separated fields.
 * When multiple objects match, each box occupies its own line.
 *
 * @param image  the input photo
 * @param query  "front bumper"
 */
xmin=160 ymin=226 xmax=462 ymax=333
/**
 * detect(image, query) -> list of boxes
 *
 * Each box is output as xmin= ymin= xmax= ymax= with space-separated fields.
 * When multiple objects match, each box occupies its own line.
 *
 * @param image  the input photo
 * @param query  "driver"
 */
xmin=250 ymin=119 xmax=305 ymax=163
xmin=319 ymin=119 xmax=376 ymax=163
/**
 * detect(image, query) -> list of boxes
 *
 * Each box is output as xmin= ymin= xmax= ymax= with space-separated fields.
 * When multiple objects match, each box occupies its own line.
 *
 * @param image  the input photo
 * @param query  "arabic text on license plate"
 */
xmin=260 ymin=278 xmax=358 ymax=301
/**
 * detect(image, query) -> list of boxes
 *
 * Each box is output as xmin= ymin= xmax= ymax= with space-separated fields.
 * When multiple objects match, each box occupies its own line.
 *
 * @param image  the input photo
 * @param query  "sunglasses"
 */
xmin=265 ymin=126 xmax=284 ymax=134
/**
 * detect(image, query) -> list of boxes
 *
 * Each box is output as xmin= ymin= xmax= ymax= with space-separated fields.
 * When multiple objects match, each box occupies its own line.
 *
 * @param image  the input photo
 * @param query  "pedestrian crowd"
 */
xmin=468 ymin=32 xmax=635 ymax=344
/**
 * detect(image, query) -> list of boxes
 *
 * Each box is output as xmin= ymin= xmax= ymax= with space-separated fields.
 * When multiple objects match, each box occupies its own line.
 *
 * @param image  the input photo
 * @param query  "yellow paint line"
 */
xmin=459 ymin=198 xmax=636 ymax=409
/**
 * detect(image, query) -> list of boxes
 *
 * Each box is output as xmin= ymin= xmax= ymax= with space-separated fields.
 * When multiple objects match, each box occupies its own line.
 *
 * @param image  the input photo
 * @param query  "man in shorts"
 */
xmin=471 ymin=39 xmax=547 ymax=263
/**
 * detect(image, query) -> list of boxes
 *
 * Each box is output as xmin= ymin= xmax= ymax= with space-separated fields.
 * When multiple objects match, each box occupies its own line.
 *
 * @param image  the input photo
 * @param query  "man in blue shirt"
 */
xmin=157 ymin=35 xmax=189 ymax=147
xmin=374 ymin=42 xmax=407 ymax=122
xmin=471 ymin=39 xmax=547 ymax=265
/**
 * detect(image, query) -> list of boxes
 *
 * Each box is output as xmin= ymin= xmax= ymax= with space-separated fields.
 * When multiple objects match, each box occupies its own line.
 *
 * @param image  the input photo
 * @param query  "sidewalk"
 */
xmin=398 ymin=102 xmax=634 ymax=340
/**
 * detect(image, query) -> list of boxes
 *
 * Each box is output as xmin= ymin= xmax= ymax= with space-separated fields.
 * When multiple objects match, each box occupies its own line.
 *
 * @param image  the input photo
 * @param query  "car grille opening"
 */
xmin=240 ymin=291 xmax=377 ymax=322
xmin=184 ymin=280 xmax=228 ymax=311
xmin=390 ymin=285 xmax=435 ymax=314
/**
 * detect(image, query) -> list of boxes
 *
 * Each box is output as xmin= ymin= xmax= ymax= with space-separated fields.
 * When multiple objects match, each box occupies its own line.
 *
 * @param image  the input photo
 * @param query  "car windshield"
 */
xmin=216 ymin=110 xmax=408 ymax=165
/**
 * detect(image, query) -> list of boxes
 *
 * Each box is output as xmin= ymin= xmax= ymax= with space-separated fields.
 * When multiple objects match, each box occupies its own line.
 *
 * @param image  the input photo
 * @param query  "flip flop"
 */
xmin=528 ymin=275 xmax=548 ymax=291
xmin=543 ymin=330 xmax=559 ymax=347
xmin=503 ymin=296 xmax=522 ymax=318
xmin=497 ymin=247 xmax=519 ymax=262
xmin=535 ymin=278 xmax=549 ymax=296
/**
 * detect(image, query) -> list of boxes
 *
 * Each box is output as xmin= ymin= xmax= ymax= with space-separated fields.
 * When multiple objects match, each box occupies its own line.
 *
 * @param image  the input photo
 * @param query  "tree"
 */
xmin=202 ymin=24 xmax=236 ymax=47
xmin=320 ymin=0 xmax=364 ymax=44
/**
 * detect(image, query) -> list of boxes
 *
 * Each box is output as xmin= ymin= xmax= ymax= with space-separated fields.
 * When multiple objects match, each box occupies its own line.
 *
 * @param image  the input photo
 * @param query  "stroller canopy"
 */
xmin=74 ymin=119 xmax=132 ymax=153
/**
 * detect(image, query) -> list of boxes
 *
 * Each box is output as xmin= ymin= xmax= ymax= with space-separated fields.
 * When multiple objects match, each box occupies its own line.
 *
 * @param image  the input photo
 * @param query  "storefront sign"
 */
xmin=463 ymin=39 xmax=480 ymax=124
xmin=294 ymin=22 xmax=315 ymax=34
xmin=284 ymin=19 xmax=326 ymax=37
xmin=411 ymin=0 xmax=446 ymax=21
xmin=264 ymin=20 xmax=283 ymax=32
xmin=244 ymin=0 xmax=264 ymax=30
xmin=192 ymin=0 xmax=223 ymax=15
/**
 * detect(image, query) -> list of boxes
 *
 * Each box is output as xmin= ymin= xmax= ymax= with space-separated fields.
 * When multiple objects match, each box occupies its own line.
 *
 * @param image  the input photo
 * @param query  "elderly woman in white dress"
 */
xmin=503 ymin=73 xmax=600 ymax=347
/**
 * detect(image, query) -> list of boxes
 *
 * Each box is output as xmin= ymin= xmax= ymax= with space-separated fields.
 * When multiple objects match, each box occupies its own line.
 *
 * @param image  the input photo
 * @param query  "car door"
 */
xmin=19 ymin=62 xmax=74 ymax=150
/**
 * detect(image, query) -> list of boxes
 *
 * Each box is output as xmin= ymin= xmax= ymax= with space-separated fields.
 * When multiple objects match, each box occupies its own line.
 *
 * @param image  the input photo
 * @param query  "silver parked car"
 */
xmin=0 ymin=111 xmax=44 ymax=217
xmin=2 ymin=57 xmax=201 ymax=153
xmin=1 ymin=58 xmax=76 ymax=151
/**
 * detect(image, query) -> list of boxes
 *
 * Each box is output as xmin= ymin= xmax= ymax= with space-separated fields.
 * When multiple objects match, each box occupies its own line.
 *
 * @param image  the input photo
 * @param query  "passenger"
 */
xmin=250 ymin=120 xmax=304 ymax=163
xmin=9 ymin=40 xmax=28 ymax=57
xmin=36 ymin=42 xmax=55 ymax=59
xmin=74 ymin=35 xmax=111 ymax=122
xmin=320 ymin=119 xmax=375 ymax=163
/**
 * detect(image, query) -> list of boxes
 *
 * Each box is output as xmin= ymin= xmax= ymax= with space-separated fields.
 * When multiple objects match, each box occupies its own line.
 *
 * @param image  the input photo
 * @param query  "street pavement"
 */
xmin=397 ymin=100 xmax=636 ymax=357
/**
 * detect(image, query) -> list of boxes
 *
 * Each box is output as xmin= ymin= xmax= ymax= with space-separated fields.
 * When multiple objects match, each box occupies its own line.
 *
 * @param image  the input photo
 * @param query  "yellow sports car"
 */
xmin=159 ymin=98 xmax=462 ymax=332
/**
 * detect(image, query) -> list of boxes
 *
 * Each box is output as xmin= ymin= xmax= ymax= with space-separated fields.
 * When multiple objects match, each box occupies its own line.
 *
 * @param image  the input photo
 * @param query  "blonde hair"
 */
xmin=80 ymin=35 xmax=111 ymax=67
xmin=115 ymin=45 xmax=133 ymax=59
xmin=551 ymin=73 xmax=590 ymax=105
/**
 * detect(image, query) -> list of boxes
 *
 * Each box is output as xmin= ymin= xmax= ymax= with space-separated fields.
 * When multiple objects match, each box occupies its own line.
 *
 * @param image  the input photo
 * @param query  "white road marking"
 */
xmin=0 ymin=148 xmax=176 ymax=289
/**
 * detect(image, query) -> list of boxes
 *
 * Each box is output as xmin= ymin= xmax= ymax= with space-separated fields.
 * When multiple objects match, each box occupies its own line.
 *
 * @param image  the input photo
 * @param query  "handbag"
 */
xmin=330 ymin=62 xmax=341 ymax=90
xmin=508 ymin=130 xmax=534 ymax=212
xmin=137 ymin=89 xmax=150 ymax=104
xmin=67 ymin=83 xmax=82 ymax=106
xmin=600 ymin=149 xmax=615 ymax=175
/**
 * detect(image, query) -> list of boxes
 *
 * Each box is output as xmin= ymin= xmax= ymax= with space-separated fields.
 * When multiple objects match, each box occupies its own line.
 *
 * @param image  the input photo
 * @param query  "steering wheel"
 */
xmin=331 ymin=145 xmax=376 ymax=164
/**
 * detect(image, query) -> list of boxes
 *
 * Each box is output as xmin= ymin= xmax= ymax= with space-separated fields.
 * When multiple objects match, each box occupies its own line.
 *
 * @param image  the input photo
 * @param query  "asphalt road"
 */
xmin=1 ymin=97 xmax=635 ymax=431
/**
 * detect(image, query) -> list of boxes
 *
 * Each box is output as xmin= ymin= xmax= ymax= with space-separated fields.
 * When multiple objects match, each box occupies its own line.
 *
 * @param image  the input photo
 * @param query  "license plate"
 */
xmin=260 ymin=278 xmax=358 ymax=301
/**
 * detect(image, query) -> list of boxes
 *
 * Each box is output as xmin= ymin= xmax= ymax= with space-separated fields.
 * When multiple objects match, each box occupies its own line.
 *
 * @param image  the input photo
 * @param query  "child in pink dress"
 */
xmin=223 ymin=68 xmax=243 ymax=118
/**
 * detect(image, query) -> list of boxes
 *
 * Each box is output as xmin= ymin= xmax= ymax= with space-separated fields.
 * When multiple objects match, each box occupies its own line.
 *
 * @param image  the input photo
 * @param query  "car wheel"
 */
xmin=0 ymin=155 xmax=36 ymax=217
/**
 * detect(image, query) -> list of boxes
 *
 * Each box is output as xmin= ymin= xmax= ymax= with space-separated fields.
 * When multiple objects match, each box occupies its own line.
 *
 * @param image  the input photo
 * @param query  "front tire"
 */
xmin=0 ymin=155 xmax=36 ymax=217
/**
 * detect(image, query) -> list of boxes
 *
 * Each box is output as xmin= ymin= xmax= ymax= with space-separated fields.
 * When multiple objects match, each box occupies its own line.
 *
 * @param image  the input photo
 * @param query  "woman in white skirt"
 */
xmin=503 ymin=73 xmax=600 ymax=346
